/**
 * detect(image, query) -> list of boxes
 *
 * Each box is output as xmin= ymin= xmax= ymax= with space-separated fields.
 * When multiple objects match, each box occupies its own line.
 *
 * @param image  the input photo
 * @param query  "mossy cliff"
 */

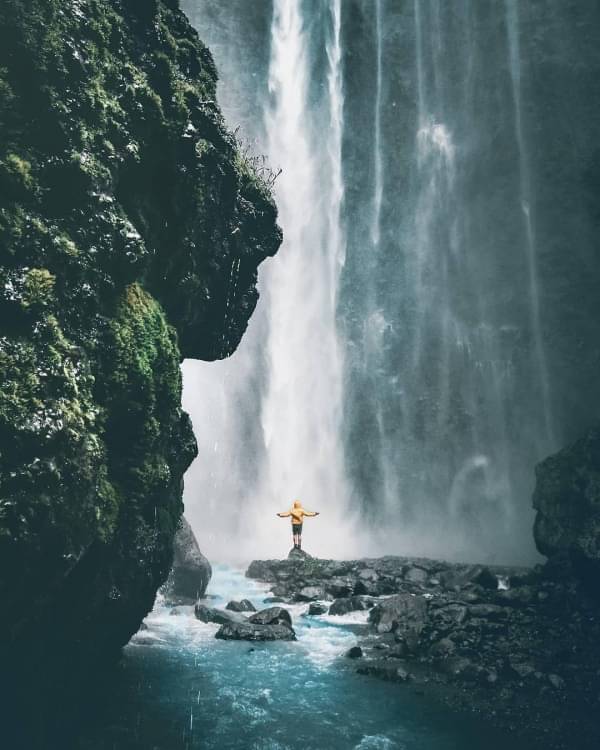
xmin=0 ymin=0 xmax=281 ymax=694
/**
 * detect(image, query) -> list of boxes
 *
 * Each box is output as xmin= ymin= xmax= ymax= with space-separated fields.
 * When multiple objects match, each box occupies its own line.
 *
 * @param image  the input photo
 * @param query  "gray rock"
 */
xmin=533 ymin=427 xmax=600 ymax=584
xmin=131 ymin=635 xmax=163 ymax=646
xmin=246 ymin=560 xmax=278 ymax=581
xmin=468 ymin=604 xmax=508 ymax=621
xmin=369 ymin=593 xmax=429 ymax=638
xmin=472 ymin=567 xmax=498 ymax=590
xmin=429 ymin=637 xmax=456 ymax=658
xmin=226 ymin=599 xmax=256 ymax=612
xmin=495 ymin=587 xmax=535 ymax=608
xmin=358 ymin=568 xmax=379 ymax=582
xmin=162 ymin=517 xmax=212 ymax=604
xmin=288 ymin=547 xmax=313 ymax=560
xmin=346 ymin=646 xmax=363 ymax=658
xmin=325 ymin=578 xmax=353 ymax=598
xmin=329 ymin=596 xmax=371 ymax=616
xmin=215 ymin=622 xmax=296 ymax=641
xmin=404 ymin=566 xmax=429 ymax=584
xmin=248 ymin=606 xmax=292 ymax=628
xmin=308 ymin=602 xmax=328 ymax=615
xmin=294 ymin=586 xmax=328 ymax=602
xmin=431 ymin=603 xmax=469 ymax=630
xmin=194 ymin=604 xmax=247 ymax=626
xmin=439 ymin=565 xmax=494 ymax=592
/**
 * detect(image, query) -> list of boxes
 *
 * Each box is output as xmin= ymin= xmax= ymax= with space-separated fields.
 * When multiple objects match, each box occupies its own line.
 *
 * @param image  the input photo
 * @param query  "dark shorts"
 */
xmin=292 ymin=524 xmax=303 ymax=535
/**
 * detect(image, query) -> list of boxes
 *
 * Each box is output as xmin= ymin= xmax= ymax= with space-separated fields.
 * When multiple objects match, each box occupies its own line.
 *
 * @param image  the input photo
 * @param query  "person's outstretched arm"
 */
xmin=303 ymin=510 xmax=320 ymax=517
xmin=277 ymin=511 xmax=291 ymax=517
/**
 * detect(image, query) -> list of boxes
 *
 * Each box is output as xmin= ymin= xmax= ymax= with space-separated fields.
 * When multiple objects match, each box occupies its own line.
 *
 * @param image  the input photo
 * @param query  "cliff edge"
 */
xmin=0 ymin=0 xmax=281 ymax=697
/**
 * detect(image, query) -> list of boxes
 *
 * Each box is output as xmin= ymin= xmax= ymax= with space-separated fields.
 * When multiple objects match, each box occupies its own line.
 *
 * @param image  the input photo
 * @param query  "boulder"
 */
xmin=215 ymin=622 xmax=296 ymax=641
xmin=358 ymin=568 xmax=379 ymax=582
xmin=429 ymin=637 xmax=456 ymax=659
xmin=162 ymin=517 xmax=212 ymax=604
xmin=225 ymin=599 xmax=256 ymax=612
xmin=246 ymin=560 xmax=278 ymax=582
xmin=472 ymin=567 xmax=498 ymax=590
xmin=248 ymin=606 xmax=292 ymax=628
xmin=533 ymin=427 xmax=600 ymax=585
xmin=328 ymin=596 xmax=372 ymax=616
xmin=294 ymin=586 xmax=328 ymax=602
xmin=439 ymin=565 xmax=495 ymax=591
xmin=325 ymin=578 xmax=353 ymax=598
xmin=404 ymin=566 xmax=429 ymax=585
xmin=194 ymin=604 xmax=247 ymax=626
xmin=431 ymin=603 xmax=468 ymax=631
xmin=467 ymin=604 xmax=508 ymax=621
xmin=369 ymin=593 xmax=429 ymax=639
xmin=346 ymin=646 xmax=363 ymax=658
xmin=495 ymin=587 xmax=535 ymax=608
xmin=288 ymin=548 xmax=313 ymax=560
xmin=308 ymin=602 xmax=328 ymax=615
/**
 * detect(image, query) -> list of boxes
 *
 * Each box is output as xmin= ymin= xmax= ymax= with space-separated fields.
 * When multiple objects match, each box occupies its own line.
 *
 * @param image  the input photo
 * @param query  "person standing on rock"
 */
xmin=276 ymin=500 xmax=319 ymax=550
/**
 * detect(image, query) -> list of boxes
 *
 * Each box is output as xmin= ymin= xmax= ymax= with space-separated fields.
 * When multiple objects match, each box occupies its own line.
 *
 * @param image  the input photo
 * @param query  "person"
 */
xmin=276 ymin=500 xmax=319 ymax=550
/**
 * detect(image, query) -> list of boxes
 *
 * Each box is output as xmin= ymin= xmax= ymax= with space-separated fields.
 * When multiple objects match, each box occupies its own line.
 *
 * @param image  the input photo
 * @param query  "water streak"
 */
xmin=505 ymin=0 xmax=555 ymax=446
xmin=256 ymin=0 xmax=354 ymax=555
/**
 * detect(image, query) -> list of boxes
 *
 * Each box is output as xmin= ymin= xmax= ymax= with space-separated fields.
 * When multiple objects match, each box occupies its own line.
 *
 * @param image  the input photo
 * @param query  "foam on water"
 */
xmin=80 ymin=565 xmax=529 ymax=749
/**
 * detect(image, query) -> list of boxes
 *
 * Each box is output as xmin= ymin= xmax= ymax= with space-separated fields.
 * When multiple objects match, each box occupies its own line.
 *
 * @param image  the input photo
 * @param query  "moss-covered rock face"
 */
xmin=0 ymin=0 xmax=281 ymax=681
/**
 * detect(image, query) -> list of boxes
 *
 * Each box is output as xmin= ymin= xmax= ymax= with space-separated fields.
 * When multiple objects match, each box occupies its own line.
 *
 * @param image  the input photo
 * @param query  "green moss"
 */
xmin=0 ymin=0 xmax=281 ymax=669
xmin=0 ymin=153 xmax=34 ymax=194
xmin=23 ymin=268 xmax=55 ymax=308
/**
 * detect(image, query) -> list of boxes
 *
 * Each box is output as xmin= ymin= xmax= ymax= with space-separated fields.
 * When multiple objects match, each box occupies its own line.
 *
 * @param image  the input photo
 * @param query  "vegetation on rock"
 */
xmin=0 ymin=0 xmax=281 ymax=690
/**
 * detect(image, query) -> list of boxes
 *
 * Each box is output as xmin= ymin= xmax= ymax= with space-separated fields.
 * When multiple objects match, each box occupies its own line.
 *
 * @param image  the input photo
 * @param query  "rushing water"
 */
xmin=181 ymin=1 xmax=600 ymax=566
xmin=75 ymin=566 xmax=525 ymax=750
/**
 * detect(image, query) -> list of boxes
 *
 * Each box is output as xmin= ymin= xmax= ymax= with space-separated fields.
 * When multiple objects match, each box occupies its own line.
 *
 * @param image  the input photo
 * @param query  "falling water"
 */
xmin=181 ymin=0 xmax=600 ymax=565
xmin=257 ymin=0 xmax=353 ymax=554
xmin=371 ymin=0 xmax=384 ymax=248
xmin=505 ymin=0 xmax=555 ymax=447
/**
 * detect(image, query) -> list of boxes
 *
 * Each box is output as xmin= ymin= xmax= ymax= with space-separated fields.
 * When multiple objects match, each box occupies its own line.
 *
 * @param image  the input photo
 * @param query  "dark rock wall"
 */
xmin=534 ymin=427 xmax=600 ymax=588
xmin=0 ymin=0 xmax=280 ymax=686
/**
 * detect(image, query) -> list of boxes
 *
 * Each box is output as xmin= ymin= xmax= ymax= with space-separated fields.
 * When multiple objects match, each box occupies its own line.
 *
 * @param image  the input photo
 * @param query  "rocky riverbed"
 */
xmin=246 ymin=551 xmax=600 ymax=750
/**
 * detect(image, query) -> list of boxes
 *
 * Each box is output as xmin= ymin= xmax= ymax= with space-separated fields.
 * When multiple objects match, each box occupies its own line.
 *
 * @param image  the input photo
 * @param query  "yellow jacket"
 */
xmin=277 ymin=502 xmax=319 ymax=525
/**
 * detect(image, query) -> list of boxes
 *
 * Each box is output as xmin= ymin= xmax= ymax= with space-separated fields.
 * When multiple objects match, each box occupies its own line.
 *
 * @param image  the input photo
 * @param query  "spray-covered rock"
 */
xmin=163 ymin=516 xmax=212 ymax=604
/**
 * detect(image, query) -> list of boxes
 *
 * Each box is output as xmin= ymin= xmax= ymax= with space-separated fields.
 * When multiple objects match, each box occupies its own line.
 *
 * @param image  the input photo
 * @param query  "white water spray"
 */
xmin=254 ymin=0 xmax=356 ymax=557
xmin=505 ymin=0 xmax=555 ymax=447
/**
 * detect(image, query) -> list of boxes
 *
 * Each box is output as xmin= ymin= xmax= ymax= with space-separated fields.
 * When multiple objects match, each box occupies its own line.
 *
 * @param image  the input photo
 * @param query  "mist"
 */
xmin=181 ymin=0 xmax=600 ymax=566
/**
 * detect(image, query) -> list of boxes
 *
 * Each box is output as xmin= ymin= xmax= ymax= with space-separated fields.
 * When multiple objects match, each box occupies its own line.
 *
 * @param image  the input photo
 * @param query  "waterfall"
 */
xmin=181 ymin=0 xmax=600 ymax=565
xmin=505 ymin=0 xmax=555 ymax=447
xmin=257 ymin=0 xmax=353 ymax=554
xmin=371 ymin=0 xmax=384 ymax=248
